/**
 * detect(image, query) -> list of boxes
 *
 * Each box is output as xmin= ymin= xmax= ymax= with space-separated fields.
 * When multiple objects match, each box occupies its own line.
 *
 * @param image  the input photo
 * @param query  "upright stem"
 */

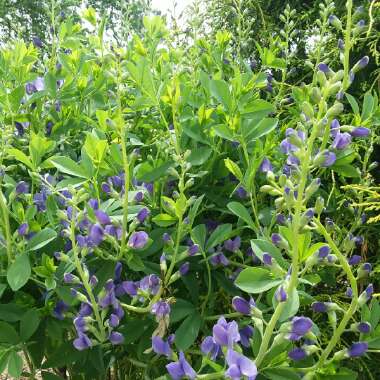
xmin=314 ymin=219 xmax=358 ymax=368
xmin=70 ymin=215 xmax=106 ymax=340
xmin=0 ymin=188 xmax=12 ymax=264
xmin=342 ymin=0 xmax=353 ymax=90
xmin=256 ymin=94 xmax=324 ymax=367
xmin=120 ymin=125 xmax=130 ymax=256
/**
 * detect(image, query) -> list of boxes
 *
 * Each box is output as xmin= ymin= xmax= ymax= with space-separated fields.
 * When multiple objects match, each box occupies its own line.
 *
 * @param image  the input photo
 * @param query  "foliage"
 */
xmin=0 ymin=1 xmax=379 ymax=380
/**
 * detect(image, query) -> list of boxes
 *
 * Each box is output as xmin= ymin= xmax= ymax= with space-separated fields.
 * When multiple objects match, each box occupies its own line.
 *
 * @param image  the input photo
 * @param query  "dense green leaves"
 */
xmin=235 ymin=268 xmax=282 ymax=293
xmin=7 ymin=254 xmax=31 ymax=291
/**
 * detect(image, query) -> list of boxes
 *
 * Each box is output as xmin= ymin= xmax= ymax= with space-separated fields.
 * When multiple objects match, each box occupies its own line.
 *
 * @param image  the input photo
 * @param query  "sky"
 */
xmin=151 ymin=0 xmax=193 ymax=18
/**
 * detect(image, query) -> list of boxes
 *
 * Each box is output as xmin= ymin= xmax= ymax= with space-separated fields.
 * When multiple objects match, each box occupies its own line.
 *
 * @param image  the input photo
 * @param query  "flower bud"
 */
xmin=326 ymin=102 xmax=344 ymax=118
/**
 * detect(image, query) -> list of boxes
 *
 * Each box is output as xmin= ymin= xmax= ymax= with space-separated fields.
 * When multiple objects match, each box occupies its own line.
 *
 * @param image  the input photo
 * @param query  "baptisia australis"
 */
xmin=252 ymin=24 xmax=373 ymax=377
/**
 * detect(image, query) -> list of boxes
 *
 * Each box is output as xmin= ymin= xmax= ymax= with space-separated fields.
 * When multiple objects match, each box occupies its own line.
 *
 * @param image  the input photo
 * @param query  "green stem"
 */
xmin=197 ymin=372 xmax=224 ymax=380
xmin=0 ymin=188 xmax=12 ymax=264
xmin=342 ymin=0 xmax=353 ymax=90
xmin=313 ymin=219 xmax=358 ymax=368
xmin=165 ymin=218 xmax=183 ymax=284
xmin=120 ymin=125 xmax=130 ymax=256
xmin=204 ymin=312 xmax=241 ymax=321
xmin=70 ymin=214 xmax=106 ymax=341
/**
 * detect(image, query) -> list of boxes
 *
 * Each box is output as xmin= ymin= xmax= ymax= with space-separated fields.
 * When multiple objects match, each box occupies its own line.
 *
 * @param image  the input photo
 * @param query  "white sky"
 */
xmin=151 ymin=0 xmax=193 ymax=17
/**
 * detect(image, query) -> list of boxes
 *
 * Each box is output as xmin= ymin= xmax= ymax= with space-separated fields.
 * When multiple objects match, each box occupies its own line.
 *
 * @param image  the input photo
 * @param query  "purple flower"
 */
xmin=271 ymin=233 xmax=282 ymax=246
xmin=134 ymin=191 xmax=144 ymax=202
xmin=225 ymin=349 xmax=257 ymax=380
xmin=357 ymin=56 xmax=369 ymax=69
xmin=318 ymin=246 xmax=330 ymax=259
xmin=53 ymin=300 xmax=68 ymax=320
xmin=15 ymin=181 xmax=29 ymax=194
xmin=108 ymin=314 xmax=120 ymax=328
xmin=152 ymin=336 xmax=172 ymax=357
xmin=349 ymin=255 xmax=361 ymax=265
xmin=89 ymin=224 xmax=104 ymax=246
xmin=357 ymin=322 xmax=371 ymax=334
xmin=312 ymin=302 xmax=328 ymax=313
xmin=224 ymin=237 xmax=241 ymax=253
xmin=33 ymin=190 xmax=48 ymax=211
xmin=128 ymin=231 xmax=149 ymax=249
xmin=288 ymin=317 xmax=312 ymax=341
xmin=288 ymin=347 xmax=307 ymax=361
xmin=259 ymin=157 xmax=273 ymax=173
xmin=212 ymin=317 xmax=240 ymax=347
xmin=166 ymin=351 xmax=197 ymax=380
xmin=109 ymin=331 xmax=124 ymax=345
xmin=350 ymin=127 xmax=370 ymax=138
xmin=32 ymin=37 xmax=43 ymax=48
xmin=95 ymin=210 xmax=111 ymax=225
xmin=346 ymin=287 xmax=353 ymax=298
xmin=114 ymin=262 xmax=123 ymax=280
xmin=239 ymin=325 xmax=254 ymax=348
xmin=321 ymin=151 xmax=336 ymax=167
xmin=318 ymin=63 xmax=330 ymax=73
xmin=74 ymin=316 xmax=87 ymax=333
xmin=64 ymin=273 xmax=77 ymax=284
xmin=73 ymin=333 xmax=92 ymax=350
xmin=262 ymin=253 xmax=273 ymax=266
xmin=332 ymin=132 xmax=351 ymax=150
xmin=201 ymin=336 xmax=221 ymax=360
xmin=275 ymin=286 xmax=287 ymax=302
xmin=179 ymin=262 xmax=190 ymax=276
xmin=123 ymin=281 xmax=138 ymax=296
xmin=143 ymin=182 xmax=153 ymax=194
xmin=210 ymin=252 xmax=229 ymax=266
xmin=101 ymin=182 xmax=112 ymax=194
xmin=235 ymin=186 xmax=248 ymax=199
xmin=347 ymin=342 xmax=368 ymax=357
xmin=188 ymin=244 xmax=199 ymax=256
xmin=151 ymin=301 xmax=171 ymax=318
xmin=137 ymin=207 xmax=150 ymax=223
xmin=330 ymin=119 xmax=340 ymax=137
xmin=18 ymin=223 xmax=29 ymax=236
xmin=232 ymin=296 xmax=255 ymax=315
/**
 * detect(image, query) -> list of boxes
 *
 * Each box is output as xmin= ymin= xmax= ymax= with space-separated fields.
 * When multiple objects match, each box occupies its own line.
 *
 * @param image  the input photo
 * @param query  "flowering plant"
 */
xmin=0 ymin=1 xmax=379 ymax=379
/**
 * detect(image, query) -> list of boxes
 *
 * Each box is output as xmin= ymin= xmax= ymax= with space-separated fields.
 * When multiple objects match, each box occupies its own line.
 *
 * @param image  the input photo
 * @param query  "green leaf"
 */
xmin=191 ymin=224 xmax=207 ymax=250
xmin=175 ymin=312 xmax=201 ymax=350
xmin=235 ymin=267 xmax=282 ymax=293
xmin=206 ymin=224 xmax=232 ymax=251
xmin=20 ymin=309 xmax=40 ymax=341
xmin=7 ymin=148 xmax=34 ymax=170
xmin=212 ymin=124 xmax=234 ymax=141
xmin=345 ymin=93 xmax=359 ymax=115
xmin=0 ymin=321 xmax=20 ymax=344
xmin=241 ymin=99 xmax=274 ymax=117
xmin=210 ymin=79 xmax=231 ymax=111
xmin=7 ymin=351 xmax=23 ymax=378
xmin=227 ymin=202 xmax=255 ymax=229
xmin=361 ymin=92 xmax=374 ymax=121
xmin=187 ymin=147 xmax=212 ymax=166
xmin=42 ymin=372 xmax=66 ymax=380
xmin=50 ymin=156 xmax=89 ymax=178
xmin=367 ymin=337 xmax=380 ymax=349
xmin=136 ymin=161 xmax=173 ymax=182
xmin=245 ymin=117 xmax=278 ymax=141
xmin=152 ymin=213 xmax=177 ymax=227
xmin=0 ymin=283 xmax=6 ymax=299
xmin=44 ymin=72 xmax=57 ymax=97
xmin=7 ymin=254 xmax=31 ymax=291
xmin=332 ymin=164 xmax=360 ymax=178
xmin=170 ymin=299 xmax=196 ymax=323
xmin=251 ymin=239 xmax=288 ymax=269
xmin=273 ymin=287 xmax=299 ymax=322
xmin=26 ymin=228 xmax=57 ymax=251
xmin=224 ymin=158 xmax=243 ymax=182
xmin=262 ymin=367 xmax=300 ymax=380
